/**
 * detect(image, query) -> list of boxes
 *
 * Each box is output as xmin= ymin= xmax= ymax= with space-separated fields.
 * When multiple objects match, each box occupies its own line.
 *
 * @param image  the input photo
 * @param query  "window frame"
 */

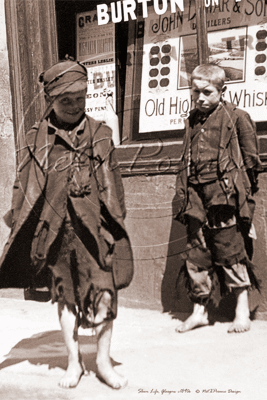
xmin=122 ymin=12 xmax=186 ymax=143
xmin=5 ymin=0 xmax=267 ymax=174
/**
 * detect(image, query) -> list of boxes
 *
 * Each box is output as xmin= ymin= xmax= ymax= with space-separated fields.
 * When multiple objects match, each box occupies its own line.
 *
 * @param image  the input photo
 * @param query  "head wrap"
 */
xmin=39 ymin=60 xmax=87 ymax=96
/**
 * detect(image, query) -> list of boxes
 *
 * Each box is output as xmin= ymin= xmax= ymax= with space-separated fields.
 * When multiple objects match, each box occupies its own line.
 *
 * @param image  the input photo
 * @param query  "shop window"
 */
xmin=55 ymin=0 xmax=128 ymax=141
xmin=54 ymin=0 xmax=267 ymax=173
xmin=123 ymin=3 xmax=187 ymax=142
xmin=54 ymin=0 xmax=184 ymax=174
xmin=5 ymin=0 xmax=267 ymax=174
xmin=122 ymin=0 xmax=267 ymax=156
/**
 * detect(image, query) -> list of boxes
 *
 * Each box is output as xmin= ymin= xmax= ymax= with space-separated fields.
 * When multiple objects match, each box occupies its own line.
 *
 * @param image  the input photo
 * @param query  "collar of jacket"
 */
xmin=183 ymin=101 xmax=239 ymax=157
xmin=24 ymin=114 xmax=102 ymax=173
xmin=48 ymin=114 xmax=86 ymax=149
xmin=217 ymin=101 xmax=239 ymax=150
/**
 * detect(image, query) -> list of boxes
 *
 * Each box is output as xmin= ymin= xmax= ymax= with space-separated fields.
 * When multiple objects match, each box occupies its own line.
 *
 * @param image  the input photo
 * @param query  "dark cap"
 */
xmin=39 ymin=60 xmax=87 ymax=96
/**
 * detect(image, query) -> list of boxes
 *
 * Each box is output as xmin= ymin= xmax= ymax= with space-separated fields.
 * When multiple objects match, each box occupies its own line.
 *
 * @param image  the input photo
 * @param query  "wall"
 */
xmin=252 ymin=174 xmax=267 ymax=320
xmin=120 ymin=174 xmax=183 ymax=310
xmin=0 ymin=0 xmax=16 ymax=253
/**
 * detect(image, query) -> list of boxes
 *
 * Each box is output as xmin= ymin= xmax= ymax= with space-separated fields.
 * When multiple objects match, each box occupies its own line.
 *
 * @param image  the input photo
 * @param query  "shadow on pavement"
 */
xmin=0 ymin=330 xmax=120 ymax=373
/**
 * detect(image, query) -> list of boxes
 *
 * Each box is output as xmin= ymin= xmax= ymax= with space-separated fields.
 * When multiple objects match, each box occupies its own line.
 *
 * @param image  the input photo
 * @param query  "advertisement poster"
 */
xmin=76 ymin=10 xmax=116 ymax=121
xmin=139 ymin=0 xmax=267 ymax=133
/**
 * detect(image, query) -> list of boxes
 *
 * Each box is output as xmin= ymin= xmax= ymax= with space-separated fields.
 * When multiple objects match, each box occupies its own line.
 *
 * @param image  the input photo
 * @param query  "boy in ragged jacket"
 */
xmin=0 ymin=59 xmax=133 ymax=388
xmin=174 ymin=64 xmax=261 ymax=334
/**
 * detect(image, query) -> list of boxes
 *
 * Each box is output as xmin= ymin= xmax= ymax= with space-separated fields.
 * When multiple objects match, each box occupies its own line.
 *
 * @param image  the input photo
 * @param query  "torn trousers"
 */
xmin=180 ymin=180 xmax=258 ymax=304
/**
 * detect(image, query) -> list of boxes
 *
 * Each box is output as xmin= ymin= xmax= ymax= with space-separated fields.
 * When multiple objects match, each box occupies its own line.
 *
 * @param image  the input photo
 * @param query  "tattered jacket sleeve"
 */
xmin=3 ymin=127 xmax=36 ymax=228
xmin=92 ymin=123 xmax=126 ymax=223
xmin=173 ymin=121 xmax=191 ymax=219
xmin=91 ymin=120 xmax=133 ymax=290
xmin=235 ymin=109 xmax=262 ymax=193
xmin=235 ymin=109 xmax=262 ymax=171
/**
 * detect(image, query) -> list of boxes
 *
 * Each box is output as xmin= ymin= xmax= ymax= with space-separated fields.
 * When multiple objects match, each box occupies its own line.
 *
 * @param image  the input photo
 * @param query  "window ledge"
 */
xmin=115 ymin=140 xmax=183 ymax=176
xmin=115 ymin=136 xmax=267 ymax=176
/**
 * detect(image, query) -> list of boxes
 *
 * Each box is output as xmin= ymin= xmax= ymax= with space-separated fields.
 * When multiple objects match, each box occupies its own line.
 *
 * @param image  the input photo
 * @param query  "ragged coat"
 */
xmin=0 ymin=114 xmax=133 ymax=291
xmin=173 ymin=101 xmax=262 ymax=225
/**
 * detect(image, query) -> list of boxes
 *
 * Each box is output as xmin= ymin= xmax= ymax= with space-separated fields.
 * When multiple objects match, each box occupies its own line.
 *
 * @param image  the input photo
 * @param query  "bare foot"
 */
xmin=95 ymin=296 xmax=127 ymax=389
xmin=227 ymin=316 xmax=251 ymax=333
xmin=97 ymin=358 xmax=127 ymax=389
xmin=59 ymin=361 xmax=84 ymax=389
xmin=228 ymin=288 xmax=250 ymax=334
xmin=176 ymin=304 xmax=209 ymax=333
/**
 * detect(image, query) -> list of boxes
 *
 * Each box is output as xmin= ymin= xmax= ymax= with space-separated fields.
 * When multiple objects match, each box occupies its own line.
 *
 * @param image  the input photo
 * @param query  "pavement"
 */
xmin=0 ymin=290 xmax=266 ymax=400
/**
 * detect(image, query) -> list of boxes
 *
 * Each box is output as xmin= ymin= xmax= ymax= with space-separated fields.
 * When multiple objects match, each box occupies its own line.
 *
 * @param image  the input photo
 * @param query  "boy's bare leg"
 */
xmin=95 ymin=291 xmax=127 ymax=389
xmin=228 ymin=287 xmax=250 ymax=333
xmin=58 ymin=301 xmax=84 ymax=388
xmin=176 ymin=303 xmax=209 ymax=333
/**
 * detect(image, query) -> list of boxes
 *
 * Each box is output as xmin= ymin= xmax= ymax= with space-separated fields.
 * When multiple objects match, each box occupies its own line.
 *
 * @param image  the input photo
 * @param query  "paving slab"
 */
xmin=0 ymin=292 xmax=266 ymax=400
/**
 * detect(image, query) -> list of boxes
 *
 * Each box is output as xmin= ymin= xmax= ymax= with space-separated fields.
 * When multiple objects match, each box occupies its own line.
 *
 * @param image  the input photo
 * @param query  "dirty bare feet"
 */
xmin=228 ymin=318 xmax=251 ymax=333
xmin=58 ymin=302 xmax=87 ymax=388
xmin=59 ymin=360 xmax=84 ymax=389
xmin=228 ymin=288 xmax=250 ymax=333
xmin=94 ymin=292 xmax=128 ymax=389
xmin=176 ymin=303 xmax=209 ymax=333
xmin=97 ymin=358 xmax=127 ymax=389
xmin=96 ymin=319 xmax=127 ymax=389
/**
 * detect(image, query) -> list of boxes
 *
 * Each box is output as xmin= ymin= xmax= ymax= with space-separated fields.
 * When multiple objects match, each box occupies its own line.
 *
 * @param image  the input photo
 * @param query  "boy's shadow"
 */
xmin=0 ymin=330 xmax=120 ymax=373
xmin=161 ymin=217 xmax=193 ymax=318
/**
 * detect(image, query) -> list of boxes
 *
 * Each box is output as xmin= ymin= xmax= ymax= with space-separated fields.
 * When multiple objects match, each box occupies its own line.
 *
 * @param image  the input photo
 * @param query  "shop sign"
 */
xmin=96 ymin=0 xmax=244 ymax=25
xmin=76 ymin=10 xmax=116 ymax=121
xmin=139 ymin=0 xmax=267 ymax=133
